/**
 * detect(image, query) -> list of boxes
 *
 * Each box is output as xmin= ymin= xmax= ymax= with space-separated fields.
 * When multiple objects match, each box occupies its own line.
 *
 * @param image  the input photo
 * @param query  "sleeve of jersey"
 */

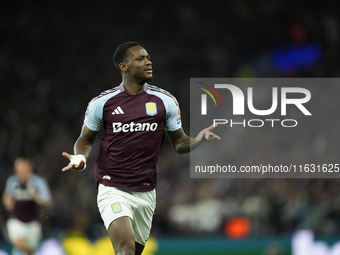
xmin=84 ymin=98 xmax=104 ymax=132
xmin=165 ymin=97 xmax=182 ymax=132
xmin=5 ymin=177 xmax=15 ymax=196
xmin=35 ymin=177 xmax=52 ymax=203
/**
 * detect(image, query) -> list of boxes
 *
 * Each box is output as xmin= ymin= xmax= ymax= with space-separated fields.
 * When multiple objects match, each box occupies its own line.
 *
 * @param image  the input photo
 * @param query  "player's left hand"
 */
xmin=195 ymin=124 xmax=221 ymax=144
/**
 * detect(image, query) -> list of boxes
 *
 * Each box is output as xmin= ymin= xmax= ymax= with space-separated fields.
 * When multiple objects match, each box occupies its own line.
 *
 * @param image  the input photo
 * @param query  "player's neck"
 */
xmin=121 ymin=79 xmax=145 ymax=95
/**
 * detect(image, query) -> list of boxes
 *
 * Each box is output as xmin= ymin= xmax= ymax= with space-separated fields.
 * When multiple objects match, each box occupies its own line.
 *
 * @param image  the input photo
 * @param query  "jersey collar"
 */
xmin=119 ymin=83 xmax=149 ymax=93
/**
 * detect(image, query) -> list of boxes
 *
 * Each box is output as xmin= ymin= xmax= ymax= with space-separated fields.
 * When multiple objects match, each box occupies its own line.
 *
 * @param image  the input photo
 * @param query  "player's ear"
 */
xmin=119 ymin=62 xmax=127 ymax=72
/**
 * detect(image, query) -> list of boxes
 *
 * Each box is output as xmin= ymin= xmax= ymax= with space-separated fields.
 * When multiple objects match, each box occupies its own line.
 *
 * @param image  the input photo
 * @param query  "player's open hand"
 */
xmin=195 ymin=124 xmax=221 ymax=144
xmin=62 ymin=152 xmax=86 ymax=172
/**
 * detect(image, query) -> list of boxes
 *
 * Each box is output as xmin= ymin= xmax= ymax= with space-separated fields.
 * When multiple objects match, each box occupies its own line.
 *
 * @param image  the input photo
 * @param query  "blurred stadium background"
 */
xmin=1 ymin=1 xmax=340 ymax=254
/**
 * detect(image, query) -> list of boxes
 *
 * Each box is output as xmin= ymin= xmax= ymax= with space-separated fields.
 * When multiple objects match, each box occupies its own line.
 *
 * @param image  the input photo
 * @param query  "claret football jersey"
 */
xmin=5 ymin=174 xmax=51 ymax=222
xmin=84 ymin=83 xmax=182 ymax=192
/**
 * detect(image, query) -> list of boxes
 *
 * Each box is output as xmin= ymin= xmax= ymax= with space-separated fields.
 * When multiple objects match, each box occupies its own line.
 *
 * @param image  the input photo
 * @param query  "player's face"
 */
xmin=15 ymin=160 xmax=33 ymax=183
xmin=124 ymin=46 xmax=153 ymax=84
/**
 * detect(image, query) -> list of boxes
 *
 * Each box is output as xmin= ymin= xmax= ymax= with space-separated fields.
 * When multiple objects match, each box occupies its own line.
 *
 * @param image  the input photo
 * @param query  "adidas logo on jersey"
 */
xmin=112 ymin=106 xmax=124 ymax=115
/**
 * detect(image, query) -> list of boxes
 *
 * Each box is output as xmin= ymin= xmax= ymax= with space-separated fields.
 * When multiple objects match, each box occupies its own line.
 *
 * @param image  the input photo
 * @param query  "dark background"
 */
xmin=1 ymin=0 xmax=340 ymax=242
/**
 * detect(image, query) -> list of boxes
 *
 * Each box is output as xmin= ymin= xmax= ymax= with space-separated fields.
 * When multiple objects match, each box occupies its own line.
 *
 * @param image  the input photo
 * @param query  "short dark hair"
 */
xmin=113 ymin=41 xmax=141 ymax=73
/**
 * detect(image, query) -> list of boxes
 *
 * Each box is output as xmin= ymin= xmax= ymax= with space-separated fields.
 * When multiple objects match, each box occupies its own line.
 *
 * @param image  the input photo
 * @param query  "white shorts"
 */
xmin=97 ymin=184 xmax=156 ymax=246
xmin=6 ymin=218 xmax=42 ymax=250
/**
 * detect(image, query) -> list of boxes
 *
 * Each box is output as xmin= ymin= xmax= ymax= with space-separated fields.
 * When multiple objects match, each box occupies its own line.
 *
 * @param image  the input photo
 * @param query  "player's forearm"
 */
xmin=33 ymin=196 xmax=51 ymax=207
xmin=174 ymin=136 xmax=202 ymax=155
xmin=74 ymin=136 xmax=93 ymax=159
xmin=31 ymin=191 xmax=52 ymax=207
xmin=36 ymin=198 xmax=52 ymax=208
xmin=73 ymin=124 xmax=98 ymax=159
xmin=2 ymin=193 xmax=14 ymax=212
xmin=168 ymin=128 xmax=205 ymax=155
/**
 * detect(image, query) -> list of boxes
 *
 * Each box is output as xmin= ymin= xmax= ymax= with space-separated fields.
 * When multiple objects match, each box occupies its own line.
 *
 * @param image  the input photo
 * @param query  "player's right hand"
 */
xmin=62 ymin=152 xmax=86 ymax=172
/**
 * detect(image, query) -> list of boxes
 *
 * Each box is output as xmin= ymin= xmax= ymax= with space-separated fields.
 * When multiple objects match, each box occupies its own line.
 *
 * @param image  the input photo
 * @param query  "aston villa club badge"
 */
xmin=146 ymin=102 xmax=157 ymax=116
xmin=112 ymin=202 xmax=122 ymax=214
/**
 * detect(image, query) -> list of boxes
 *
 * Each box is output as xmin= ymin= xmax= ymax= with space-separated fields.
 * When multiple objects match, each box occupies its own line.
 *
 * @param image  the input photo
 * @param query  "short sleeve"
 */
xmin=165 ymin=98 xmax=182 ymax=132
xmin=4 ymin=176 xmax=16 ymax=196
xmin=84 ymin=97 xmax=104 ymax=132
xmin=33 ymin=175 xmax=52 ymax=203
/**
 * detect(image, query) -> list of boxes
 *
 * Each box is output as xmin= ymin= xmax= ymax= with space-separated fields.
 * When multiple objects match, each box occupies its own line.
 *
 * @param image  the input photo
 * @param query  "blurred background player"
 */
xmin=2 ymin=157 xmax=52 ymax=255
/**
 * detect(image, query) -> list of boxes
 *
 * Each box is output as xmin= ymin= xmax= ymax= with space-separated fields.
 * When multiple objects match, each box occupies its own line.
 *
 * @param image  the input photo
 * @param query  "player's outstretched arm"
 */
xmin=167 ymin=124 xmax=220 ymax=155
xmin=62 ymin=124 xmax=98 ymax=172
